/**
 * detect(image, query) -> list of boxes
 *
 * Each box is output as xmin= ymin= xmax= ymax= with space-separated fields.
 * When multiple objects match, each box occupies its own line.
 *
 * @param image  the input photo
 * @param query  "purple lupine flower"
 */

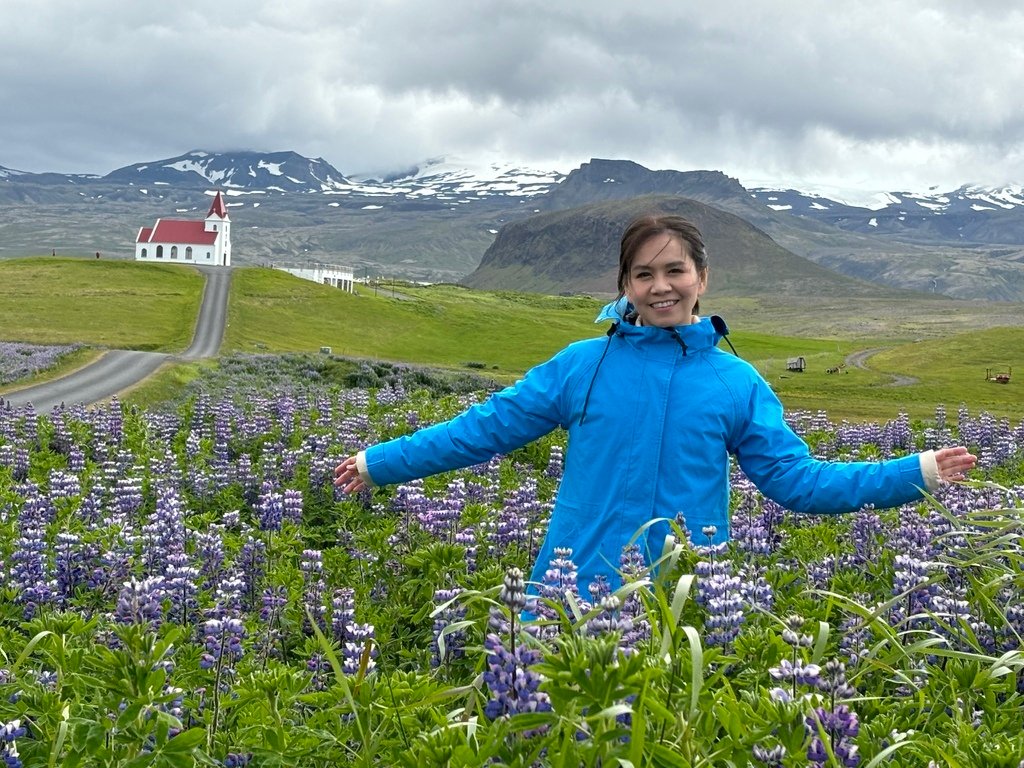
xmin=586 ymin=594 xmax=636 ymax=650
xmin=819 ymin=658 xmax=857 ymax=701
xmin=48 ymin=469 xmax=81 ymax=499
xmin=11 ymin=447 xmax=29 ymax=482
xmin=769 ymin=658 xmax=821 ymax=689
xmin=770 ymin=615 xmax=820 ymax=701
xmin=256 ymin=480 xmax=284 ymax=532
xmin=431 ymin=588 xmax=466 ymax=667
xmin=300 ymin=549 xmax=327 ymax=634
xmin=53 ymin=531 xmax=87 ymax=603
xmin=342 ymin=622 xmax=377 ymax=676
xmin=838 ymin=611 xmax=871 ymax=667
xmin=163 ymin=552 xmax=200 ymax=625
xmin=500 ymin=567 xmax=527 ymax=616
xmin=114 ymin=577 xmax=165 ymax=630
xmin=849 ymin=508 xmax=884 ymax=565
xmin=194 ymin=526 xmax=225 ymax=589
xmin=199 ymin=618 xmax=246 ymax=682
xmin=235 ymin=454 xmax=260 ymax=506
xmin=618 ymin=545 xmax=652 ymax=649
xmin=695 ymin=544 xmax=746 ymax=647
xmin=0 ymin=718 xmax=27 ymax=768
xmin=282 ymin=489 xmax=303 ymax=524
xmin=529 ymin=547 xmax=580 ymax=627
xmin=9 ymin=492 xmax=54 ymax=619
xmin=237 ymin=535 xmax=267 ymax=611
xmin=806 ymin=704 xmax=860 ymax=767
xmin=223 ymin=751 xmax=252 ymax=767
xmin=454 ymin=527 xmax=478 ymax=573
xmin=545 ymin=444 xmax=564 ymax=480
xmin=738 ymin=564 xmax=774 ymax=613
xmin=253 ymin=585 xmax=287 ymax=661
xmin=142 ymin=486 xmax=187 ymax=575
xmin=891 ymin=554 xmax=935 ymax=628
xmin=67 ymin=445 xmax=86 ymax=474
xmin=482 ymin=633 xmax=551 ymax=726
xmin=208 ymin=574 xmax=245 ymax=621
xmin=306 ymin=652 xmax=333 ymax=691
xmin=752 ymin=743 xmax=786 ymax=767
xmin=112 ymin=473 xmax=144 ymax=521
xmin=330 ymin=587 xmax=356 ymax=644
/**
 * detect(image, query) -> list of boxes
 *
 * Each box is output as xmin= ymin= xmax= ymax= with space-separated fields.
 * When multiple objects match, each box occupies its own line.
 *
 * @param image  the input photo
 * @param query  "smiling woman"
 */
xmin=334 ymin=211 xmax=977 ymax=604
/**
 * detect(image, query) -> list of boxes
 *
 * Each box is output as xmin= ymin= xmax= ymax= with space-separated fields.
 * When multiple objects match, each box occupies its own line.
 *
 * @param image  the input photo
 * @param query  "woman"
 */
xmin=334 ymin=214 xmax=976 ymax=595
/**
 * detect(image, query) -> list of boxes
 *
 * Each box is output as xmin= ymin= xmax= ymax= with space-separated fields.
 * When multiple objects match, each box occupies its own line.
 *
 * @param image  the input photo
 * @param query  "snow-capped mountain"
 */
xmin=103 ymin=150 xmax=351 ymax=190
xmin=349 ymin=156 xmax=564 ymax=198
xmin=748 ymin=182 xmax=1024 ymax=241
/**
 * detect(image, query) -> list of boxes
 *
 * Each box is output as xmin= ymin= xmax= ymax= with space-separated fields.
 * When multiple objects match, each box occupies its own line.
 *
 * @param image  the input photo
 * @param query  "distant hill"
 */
xmin=462 ymin=195 xmax=917 ymax=300
xmin=2 ymin=151 xmax=1024 ymax=300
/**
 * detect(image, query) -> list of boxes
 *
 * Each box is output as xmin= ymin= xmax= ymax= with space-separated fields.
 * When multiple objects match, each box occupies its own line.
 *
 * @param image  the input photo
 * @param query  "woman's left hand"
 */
xmin=934 ymin=446 xmax=977 ymax=482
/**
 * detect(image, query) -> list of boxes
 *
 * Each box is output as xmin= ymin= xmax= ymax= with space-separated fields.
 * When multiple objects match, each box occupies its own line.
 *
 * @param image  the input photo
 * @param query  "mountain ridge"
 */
xmin=2 ymin=151 xmax=1024 ymax=300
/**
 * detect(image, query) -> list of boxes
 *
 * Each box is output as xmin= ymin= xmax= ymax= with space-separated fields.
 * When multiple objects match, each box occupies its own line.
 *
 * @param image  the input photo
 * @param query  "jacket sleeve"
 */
xmin=729 ymin=373 xmax=926 ymax=514
xmin=361 ymin=349 xmax=571 ymax=487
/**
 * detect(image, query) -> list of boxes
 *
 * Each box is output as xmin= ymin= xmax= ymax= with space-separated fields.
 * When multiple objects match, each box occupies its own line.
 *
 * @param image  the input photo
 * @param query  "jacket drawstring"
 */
xmin=667 ymin=328 xmax=688 ymax=355
xmin=710 ymin=315 xmax=738 ymax=355
xmin=579 ymin=323 xmax=618 ymax=425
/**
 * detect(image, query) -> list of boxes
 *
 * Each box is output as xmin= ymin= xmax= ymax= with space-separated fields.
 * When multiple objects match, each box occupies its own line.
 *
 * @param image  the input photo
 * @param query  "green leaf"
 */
xmin=160 ymin=727 xmax=206 ymax=754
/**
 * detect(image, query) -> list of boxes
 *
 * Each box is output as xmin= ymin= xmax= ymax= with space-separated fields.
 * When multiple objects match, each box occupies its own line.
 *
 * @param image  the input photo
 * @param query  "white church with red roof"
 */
xmin=134 ymin=191 xmax=232 ymax=266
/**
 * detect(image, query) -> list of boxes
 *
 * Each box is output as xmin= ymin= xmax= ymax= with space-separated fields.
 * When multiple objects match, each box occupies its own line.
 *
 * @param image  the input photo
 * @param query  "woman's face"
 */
xmin=623 ymin=234 xmax=707 ymax=328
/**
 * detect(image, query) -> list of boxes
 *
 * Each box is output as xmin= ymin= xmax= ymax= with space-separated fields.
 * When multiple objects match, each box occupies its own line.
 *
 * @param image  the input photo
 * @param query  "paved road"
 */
xmin=2 ymin=266 xmax=231 ymax=412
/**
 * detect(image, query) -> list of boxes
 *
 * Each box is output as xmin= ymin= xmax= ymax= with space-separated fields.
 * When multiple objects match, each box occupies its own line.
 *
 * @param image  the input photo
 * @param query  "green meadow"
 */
xmin=1 ymin=259 xmax=1021 ymax=422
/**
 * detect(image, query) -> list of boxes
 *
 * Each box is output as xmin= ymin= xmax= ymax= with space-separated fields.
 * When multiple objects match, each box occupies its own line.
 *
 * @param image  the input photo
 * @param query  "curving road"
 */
xmin=845 ymin=347 xmax=919 ymax=387
xmin=2 ymin=265 xmax=231 ymax=412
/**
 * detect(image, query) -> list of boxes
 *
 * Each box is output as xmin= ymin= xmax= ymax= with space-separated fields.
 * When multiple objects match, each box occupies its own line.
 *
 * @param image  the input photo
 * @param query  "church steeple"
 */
xmin=204 ymin=190 xmax=231 ymax=266
xmin=207 ymin=190 xmax=229 ymax=219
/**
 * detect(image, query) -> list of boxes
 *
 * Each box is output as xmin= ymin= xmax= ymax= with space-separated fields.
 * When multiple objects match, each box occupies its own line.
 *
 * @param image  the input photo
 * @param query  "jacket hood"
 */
xmin=595 ymin=298 xmax=730 ymax=352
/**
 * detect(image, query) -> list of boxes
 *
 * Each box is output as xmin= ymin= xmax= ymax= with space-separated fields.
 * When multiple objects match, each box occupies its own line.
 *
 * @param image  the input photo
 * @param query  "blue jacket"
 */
xmin=361 ymin=303 xmax=928 ymax=593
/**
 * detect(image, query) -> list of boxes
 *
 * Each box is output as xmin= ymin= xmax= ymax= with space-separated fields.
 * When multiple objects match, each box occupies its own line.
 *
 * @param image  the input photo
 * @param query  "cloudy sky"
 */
xmin=4 ymin=0 xmax=1024 ymax=194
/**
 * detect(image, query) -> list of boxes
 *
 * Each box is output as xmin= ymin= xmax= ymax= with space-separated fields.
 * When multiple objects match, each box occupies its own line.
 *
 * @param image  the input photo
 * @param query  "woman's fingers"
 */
xmin=935 ymin=446 xmax=977 ymax=481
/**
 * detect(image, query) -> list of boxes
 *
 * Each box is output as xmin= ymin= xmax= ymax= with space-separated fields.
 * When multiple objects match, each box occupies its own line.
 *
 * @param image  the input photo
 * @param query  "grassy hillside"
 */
xmin=225 ymin=268 xmax=604 ymax=375
xmin=1 ymin=260 xmax=1021 ymax=422
xmin=0 ymin=257 xmax=204 ymax=351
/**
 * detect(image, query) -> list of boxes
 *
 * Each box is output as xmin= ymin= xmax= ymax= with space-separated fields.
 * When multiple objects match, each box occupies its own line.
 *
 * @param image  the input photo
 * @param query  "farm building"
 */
xmin=786 ymin=356 xmax=806 ymax=372
xmin=271 ymin=263 xmax=355 ymax=292
xmin=134 ymin=191 xmax=231 ymax=266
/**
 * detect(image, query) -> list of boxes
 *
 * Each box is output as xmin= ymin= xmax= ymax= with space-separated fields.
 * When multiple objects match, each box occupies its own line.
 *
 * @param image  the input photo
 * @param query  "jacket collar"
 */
xmin=595 ymin=298 xmax=727 ymax=352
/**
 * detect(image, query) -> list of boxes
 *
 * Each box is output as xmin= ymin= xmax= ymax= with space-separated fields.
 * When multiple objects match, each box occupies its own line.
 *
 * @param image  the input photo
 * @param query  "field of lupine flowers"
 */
xmin=1 ymin=350 xmax=1023 ymax=767
xmin=0 ymin=344 xmax=82 ymax=388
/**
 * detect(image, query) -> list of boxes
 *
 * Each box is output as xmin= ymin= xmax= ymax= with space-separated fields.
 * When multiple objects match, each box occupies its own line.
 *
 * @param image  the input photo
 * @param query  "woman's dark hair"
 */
xmin=617 ymin=214 xmax=709 ymax=312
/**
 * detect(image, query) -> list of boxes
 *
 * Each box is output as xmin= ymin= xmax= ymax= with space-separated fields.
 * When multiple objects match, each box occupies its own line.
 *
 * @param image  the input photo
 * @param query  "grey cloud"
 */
xmin=3 ymin=0 xmax=1024 ymax=190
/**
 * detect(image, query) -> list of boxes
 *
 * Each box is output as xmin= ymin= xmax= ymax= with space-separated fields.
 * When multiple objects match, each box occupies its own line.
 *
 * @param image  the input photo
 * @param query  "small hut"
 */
xmin=786 ymin=356 xmax=806 ymax=373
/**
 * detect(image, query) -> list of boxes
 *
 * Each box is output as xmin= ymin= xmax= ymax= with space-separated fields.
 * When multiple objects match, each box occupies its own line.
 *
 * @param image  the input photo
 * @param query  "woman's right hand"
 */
xmin=333 ymin=455 xmax=366 ymax=494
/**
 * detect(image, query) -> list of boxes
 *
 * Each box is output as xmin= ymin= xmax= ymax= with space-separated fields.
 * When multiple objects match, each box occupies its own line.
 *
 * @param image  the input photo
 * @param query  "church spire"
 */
xmin=207 ymin=190 xmax=228 ymax=219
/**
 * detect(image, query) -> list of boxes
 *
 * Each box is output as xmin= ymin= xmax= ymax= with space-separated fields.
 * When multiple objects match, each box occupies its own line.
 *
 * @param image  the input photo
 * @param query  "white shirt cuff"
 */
xmin=355 ymin=450 xmax=377 ymax=489
xmin=919 ymin=449 xmax=939 ymax=492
